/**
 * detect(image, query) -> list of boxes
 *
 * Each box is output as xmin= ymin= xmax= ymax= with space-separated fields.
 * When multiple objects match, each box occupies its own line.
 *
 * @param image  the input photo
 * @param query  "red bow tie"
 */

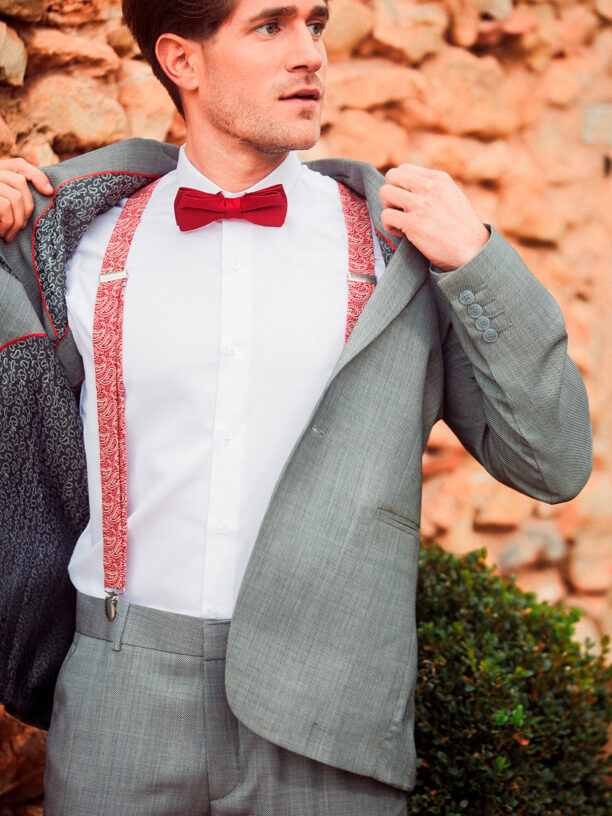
xmin=174 ymin=184 xmax=288 ymax=231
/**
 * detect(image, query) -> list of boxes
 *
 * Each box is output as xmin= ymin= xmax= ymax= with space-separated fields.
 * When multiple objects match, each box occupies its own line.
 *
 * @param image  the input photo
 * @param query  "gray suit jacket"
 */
xmin=0 ymin=139 xmax=591 ymax=790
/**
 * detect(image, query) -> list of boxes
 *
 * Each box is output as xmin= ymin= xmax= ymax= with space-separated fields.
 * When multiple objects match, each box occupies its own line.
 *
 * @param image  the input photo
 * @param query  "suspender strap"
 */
xmin=92 ymin=179 xmax=376 ymax=619
xmin=337 ymin=182 xmax=377 ymax=344
xmin=92 ymin=180 xmax=159 ymax=615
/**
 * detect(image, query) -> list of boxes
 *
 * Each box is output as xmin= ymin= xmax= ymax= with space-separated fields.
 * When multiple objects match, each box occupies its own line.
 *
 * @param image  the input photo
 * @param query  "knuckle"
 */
xmin=385 ymin=167 xmax=399 ymax=184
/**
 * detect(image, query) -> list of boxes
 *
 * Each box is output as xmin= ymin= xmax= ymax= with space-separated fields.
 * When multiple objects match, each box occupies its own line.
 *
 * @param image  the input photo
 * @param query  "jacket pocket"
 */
xmin=375 ymin=507 xmax=420 ymax=537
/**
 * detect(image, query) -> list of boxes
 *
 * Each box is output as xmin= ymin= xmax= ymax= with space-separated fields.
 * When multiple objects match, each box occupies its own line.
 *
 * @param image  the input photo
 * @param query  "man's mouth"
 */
xmin=279 ymin=88 xmax=322 ymax=102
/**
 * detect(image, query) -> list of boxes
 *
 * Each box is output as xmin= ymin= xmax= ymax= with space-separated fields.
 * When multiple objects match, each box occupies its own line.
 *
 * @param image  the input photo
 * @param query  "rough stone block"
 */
xmin=325 ymin=109 xmax=392 ymax=166
xmin=323 ymin=0 xmax=374 ymax=56
xmin=26 ymin=28 xmax=120 ymax=77
xmin=118 ymin=59 xmax=174 ymax=141
xmin=595 ymin=0 xmax=612 ymax=22
xmin=0 ymin=708 xmax=45 ymax=805
xmin=570 ymin=530 xmax=612 ymax=594
xmin=0 ymin=22 xmax=26 ymax=87
xmin=372 ymin=0 xmax=448 ymax=64
xmin=0 ymin=113 xmax=14 ymax=153
xmin=26 ymin=73 xmax=128 ymax=152
xmin=475 ymin=485 xmax=536 ymax=530
xmin=325 ymin=58 xmax=426 ymax=110
xmin=514 ymin=567 xmax=566 ymax=604
xmin=0 ymin=0 xmax=45 ymax=21
xmin=419 ymin=48 xmax=521 ymax=137
xmin=581 ymin=104 xmax=612 ymax=145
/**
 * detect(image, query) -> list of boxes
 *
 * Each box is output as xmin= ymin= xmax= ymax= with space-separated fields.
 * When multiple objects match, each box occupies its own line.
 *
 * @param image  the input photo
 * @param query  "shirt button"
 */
xmin=214 ymin=522 xmax=226 ymax=534
xmin=467 ymin=303 xmax=483 ymax=318
xmin=483 ymin=328 xmax=499 ymax=343
xmin=475 ymin=315 xmax=491 ymax=331
xmin=230 ymin=258 xmax=240 ymax=270
xmin=208 ymin=606 xmax=221 ymax=617
xmin=222 ymin=429 xmax=233 ymax=440
xmin=459 ymin=290 xmax=475 ymax=306
xmin=225 ymin=344 xmax=237 ymax=356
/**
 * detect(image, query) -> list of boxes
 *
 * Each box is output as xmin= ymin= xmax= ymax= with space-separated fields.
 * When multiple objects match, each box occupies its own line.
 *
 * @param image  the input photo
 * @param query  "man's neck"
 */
xmin=185 ymin=134 xmax=288 ymax=193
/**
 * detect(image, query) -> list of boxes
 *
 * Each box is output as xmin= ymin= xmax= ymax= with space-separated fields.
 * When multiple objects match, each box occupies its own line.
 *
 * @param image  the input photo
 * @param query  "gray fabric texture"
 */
xmin=44 ymin=594 xmax=408 ymax=816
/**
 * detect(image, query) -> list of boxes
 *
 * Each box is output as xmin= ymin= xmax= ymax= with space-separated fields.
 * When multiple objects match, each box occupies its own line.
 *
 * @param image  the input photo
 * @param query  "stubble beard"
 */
xmin=205 ymin=82 xmax=323 ymax=156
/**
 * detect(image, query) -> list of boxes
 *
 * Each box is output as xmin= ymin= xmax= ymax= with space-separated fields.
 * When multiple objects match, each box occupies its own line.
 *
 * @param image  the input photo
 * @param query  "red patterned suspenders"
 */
xmin=92 ymin=180 xmax=377 ymax=619
xmin=337 ymin=183 xmax=377 ymax=342
xmin=92 ymin=180 xmax=159 ymax=619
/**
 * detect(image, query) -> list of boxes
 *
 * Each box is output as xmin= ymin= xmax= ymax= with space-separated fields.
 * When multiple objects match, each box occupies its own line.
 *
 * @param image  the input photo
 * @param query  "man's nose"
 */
xmin=287 ymin=26 xmax=324 ymax=73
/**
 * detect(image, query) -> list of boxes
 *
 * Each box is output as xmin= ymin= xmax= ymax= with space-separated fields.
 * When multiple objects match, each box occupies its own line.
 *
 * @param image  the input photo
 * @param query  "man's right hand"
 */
xmin=0 ymin=158 xmax=54 ymax=242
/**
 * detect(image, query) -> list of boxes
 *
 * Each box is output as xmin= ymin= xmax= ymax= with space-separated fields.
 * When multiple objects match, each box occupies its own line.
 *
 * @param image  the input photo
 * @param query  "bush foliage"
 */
xmin=411 ymin=544 xmax=612 ymax=815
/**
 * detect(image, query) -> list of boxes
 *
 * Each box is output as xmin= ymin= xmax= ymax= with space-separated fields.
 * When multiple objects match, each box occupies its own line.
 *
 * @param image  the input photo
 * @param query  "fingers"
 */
xmin=384 ymin=163 xmax=451 ymax=195
xmin=0 ymin=179 xmax=28 ymax=243
xmin=379 ymin=183 xmax=416 ymax=213
xmin=0 ymin=158 xmax=53 ymax=242
xmin=0 ymin=157 xmax=53 ymax=195
xmin=380 ymin=206 xmax=409 ymax=239
xmin=379 ymin=162 xmax=489 ymax=269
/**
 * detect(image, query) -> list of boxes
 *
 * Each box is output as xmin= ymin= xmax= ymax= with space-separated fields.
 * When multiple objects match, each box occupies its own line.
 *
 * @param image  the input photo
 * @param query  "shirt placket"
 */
xmin=201 ymin=219 xmax=253 ymax=617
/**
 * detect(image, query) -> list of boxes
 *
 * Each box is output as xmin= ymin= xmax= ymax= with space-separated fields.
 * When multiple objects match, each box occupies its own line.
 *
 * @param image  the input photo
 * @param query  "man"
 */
xmin=0 ymin=0 xmax=592 ymax=813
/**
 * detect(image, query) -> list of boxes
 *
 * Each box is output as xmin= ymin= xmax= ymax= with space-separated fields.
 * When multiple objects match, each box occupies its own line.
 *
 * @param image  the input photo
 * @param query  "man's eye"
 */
xmin=256 ymin=22 xmax=279 ymax=35
xmin=308 ymin=21 xmax=325 ymax=36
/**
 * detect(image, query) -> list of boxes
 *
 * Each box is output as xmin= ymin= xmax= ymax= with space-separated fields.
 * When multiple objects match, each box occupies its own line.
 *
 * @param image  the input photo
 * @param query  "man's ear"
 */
xmin=155 ymin=33 xmax=201 ymax=93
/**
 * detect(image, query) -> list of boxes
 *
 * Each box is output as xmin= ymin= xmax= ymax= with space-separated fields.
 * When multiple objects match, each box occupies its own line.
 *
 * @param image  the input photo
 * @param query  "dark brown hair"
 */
xmin=122 ymin=0 xmax=236 ymax=116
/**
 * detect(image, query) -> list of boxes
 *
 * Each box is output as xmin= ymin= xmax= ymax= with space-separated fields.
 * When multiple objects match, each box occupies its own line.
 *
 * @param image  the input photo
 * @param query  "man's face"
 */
xmin=188 ymin=0 xmax=328 ymax=155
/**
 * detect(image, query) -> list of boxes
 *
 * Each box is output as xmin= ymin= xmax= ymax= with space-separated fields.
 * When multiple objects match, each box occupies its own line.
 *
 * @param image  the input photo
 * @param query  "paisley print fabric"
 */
xmin=0 ymin=335 xmax=88 ymax=728
xmin=33 ymin=172 xmax=156 ymax=340
xmin=375 ymin=229 xmax=397 ymax=267
xmin=93 ymin=181 xmax=158 ymax=593
xmin=1 ymin=170 xmax=155 ymax=727
xmin=337 ymin=183 xmax=377 ymax=343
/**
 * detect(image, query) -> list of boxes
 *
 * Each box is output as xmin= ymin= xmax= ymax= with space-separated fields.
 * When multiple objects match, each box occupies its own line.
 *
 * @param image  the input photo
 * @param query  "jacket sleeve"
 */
xmin=431 ymin=226 xmax=592 ymax=504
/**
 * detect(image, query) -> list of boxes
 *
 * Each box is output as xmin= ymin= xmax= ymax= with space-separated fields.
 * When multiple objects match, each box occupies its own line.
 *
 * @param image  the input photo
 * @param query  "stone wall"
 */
xmin=0 ymin=0 xmax=611 ymax=810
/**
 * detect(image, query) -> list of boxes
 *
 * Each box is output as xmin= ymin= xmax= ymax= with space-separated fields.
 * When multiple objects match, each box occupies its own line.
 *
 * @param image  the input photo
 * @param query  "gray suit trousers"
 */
xmin=43 ymin=594 xmax=408 ymax=815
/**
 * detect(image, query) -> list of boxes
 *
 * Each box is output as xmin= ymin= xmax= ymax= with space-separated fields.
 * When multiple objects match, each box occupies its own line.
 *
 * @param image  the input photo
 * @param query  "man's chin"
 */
xmin=250 ymin=129 xmax=321 ymax=155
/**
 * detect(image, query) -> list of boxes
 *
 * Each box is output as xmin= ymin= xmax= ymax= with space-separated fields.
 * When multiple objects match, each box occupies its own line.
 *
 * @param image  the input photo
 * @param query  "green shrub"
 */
xmin=411 ymin=544 xmax=612 ymax=816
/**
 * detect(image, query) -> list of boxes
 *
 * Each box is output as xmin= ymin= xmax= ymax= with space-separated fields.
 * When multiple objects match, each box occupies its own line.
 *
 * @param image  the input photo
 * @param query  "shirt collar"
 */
xmin=176 ymin=145 xmax=302 ymax=198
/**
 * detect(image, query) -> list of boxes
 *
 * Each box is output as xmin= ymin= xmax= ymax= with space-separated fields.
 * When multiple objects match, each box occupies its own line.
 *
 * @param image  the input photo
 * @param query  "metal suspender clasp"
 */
xmin=99 ymin=269 xmax=128 ymax=283
xmin=105 ymin=589 xmax=122 ymax=621
xmin=348 ymin=271 xmax=377 ymax=284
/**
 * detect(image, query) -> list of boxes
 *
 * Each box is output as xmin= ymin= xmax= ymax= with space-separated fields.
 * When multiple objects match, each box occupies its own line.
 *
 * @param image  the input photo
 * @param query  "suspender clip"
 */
xmin=105 ymin=590 xmax=121 ymax=621
xmin=99 ymin=269 xmax=128 ymax=283
xmin=348 ymin=271 xmax=376 ymax=284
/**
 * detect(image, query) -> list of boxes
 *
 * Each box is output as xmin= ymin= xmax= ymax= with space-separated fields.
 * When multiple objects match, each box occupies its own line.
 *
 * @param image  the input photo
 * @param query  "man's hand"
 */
xmin=0 ymin=158 xmax=54 ymax=242
xmin=379 ymin=164 xmax=490 ymax=272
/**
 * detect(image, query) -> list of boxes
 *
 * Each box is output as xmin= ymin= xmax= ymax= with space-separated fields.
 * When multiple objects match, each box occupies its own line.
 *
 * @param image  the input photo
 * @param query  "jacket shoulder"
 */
xmin=42 ymin=137 xmax=179 ymax=187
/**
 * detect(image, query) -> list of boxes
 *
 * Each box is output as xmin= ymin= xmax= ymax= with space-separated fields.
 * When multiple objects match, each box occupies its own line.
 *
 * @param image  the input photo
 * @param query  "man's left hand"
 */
xmin=379 ymin=164 xmax=490 ymax=272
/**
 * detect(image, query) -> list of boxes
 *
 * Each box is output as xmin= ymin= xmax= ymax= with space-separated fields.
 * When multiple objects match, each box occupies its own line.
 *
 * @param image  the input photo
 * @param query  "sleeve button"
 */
xmin=459 ymin=290 xmax=475 ymax=305
xmin=467 ymin=303 xmax=483 ymax=317
xmin=475 ymin=315 xmax=491 ymax=331
xmin=483 ymin=328 xmax=499 ymax=343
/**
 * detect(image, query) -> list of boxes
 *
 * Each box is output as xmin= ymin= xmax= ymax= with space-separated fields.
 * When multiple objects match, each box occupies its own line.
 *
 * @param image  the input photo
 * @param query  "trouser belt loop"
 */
xmin=111 ymin=600 xmax=130 ymax=652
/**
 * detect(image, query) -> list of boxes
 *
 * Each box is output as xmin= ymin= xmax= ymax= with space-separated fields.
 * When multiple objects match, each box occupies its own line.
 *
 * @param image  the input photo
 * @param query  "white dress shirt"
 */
xmin=66 ymin=147 xmax=385 ymax=618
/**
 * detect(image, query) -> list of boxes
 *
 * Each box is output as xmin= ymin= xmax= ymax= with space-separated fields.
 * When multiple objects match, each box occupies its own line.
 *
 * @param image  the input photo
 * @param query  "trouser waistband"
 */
xmin=75 ymin=592 xmax=230 ymax=658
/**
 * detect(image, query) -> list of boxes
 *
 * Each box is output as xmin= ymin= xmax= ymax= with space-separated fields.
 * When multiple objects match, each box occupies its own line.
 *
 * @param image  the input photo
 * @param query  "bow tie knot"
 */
xmin=174 ymin=184 xmax=288 ymax=231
